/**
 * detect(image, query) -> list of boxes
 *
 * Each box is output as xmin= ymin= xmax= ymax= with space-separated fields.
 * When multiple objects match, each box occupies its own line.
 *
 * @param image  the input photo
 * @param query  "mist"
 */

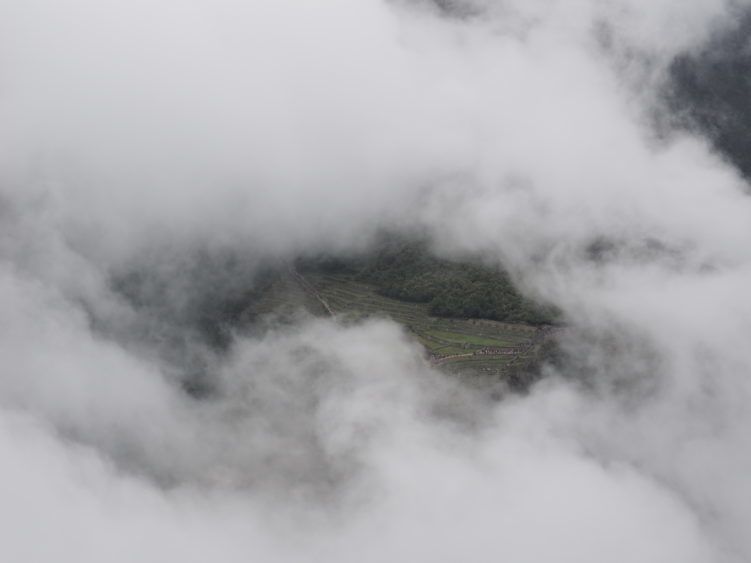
xmin=1 ymin=0 xmax=751 ymax=561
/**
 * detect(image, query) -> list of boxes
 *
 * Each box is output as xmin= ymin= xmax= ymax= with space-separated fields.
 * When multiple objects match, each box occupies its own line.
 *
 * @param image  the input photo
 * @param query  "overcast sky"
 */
xmin=1 ymin=1 xmax=751 ymax=561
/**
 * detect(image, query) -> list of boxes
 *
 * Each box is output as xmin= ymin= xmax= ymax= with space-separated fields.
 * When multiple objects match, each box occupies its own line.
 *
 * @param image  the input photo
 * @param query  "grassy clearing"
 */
xmin=422 ymin=329 xmax=515 ymax=348
xmin=300 ymin=272 xmax=540 ymax=378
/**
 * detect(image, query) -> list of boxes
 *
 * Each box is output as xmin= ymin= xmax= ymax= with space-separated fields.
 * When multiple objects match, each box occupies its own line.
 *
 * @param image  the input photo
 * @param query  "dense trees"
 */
xmin=301 ymin=239 xmax=557 ymax=325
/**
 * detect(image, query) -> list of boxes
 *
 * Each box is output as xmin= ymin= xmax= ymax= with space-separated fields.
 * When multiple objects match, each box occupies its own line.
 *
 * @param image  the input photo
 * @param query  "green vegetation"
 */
xmin=303 ymin=238 xmax=557 ymax=326
xmin=110 ymin=239 xmax=558 ymax=391
xmin=422 ymin=329 xmax=514 ymax=348
xmin=299 ymin=270 xmax=552 ymax=382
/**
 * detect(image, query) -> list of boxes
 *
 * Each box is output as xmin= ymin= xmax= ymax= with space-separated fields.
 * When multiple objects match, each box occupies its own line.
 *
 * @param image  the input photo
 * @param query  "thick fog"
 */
xmin=1 ymin=0 xmax=751 ymax=561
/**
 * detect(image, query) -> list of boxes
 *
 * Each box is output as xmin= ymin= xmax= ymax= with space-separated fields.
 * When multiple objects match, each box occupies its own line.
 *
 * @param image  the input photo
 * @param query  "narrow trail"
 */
xmin=288 ymin=264 xmax=335 ymax=317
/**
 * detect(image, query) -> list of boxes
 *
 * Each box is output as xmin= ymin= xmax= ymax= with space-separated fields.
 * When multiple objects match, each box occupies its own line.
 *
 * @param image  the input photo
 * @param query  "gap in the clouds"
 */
xmin=98 ymin=233 xmax=562 ymax=401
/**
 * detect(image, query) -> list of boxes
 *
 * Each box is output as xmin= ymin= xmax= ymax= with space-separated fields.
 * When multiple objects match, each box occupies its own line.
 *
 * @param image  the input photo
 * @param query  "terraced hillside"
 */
xmin=296 ymin=269 xmax=554 ymax=384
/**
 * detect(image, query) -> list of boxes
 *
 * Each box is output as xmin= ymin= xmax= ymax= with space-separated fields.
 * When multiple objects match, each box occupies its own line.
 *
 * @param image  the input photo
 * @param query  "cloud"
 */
xmin=0 ymin=0 xmax=750 ymax=561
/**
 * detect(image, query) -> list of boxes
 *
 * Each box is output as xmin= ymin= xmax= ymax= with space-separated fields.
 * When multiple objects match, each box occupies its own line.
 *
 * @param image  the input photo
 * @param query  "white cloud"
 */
xmin=0 ymin=0 xmax=750 ymax=561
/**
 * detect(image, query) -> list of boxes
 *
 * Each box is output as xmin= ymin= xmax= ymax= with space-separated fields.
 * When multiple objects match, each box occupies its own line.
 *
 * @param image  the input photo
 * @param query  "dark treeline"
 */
xmin=300 ymin=239 xmax=557 ymax=325
xmin=667 ymin=10 xmax=751 ymax=179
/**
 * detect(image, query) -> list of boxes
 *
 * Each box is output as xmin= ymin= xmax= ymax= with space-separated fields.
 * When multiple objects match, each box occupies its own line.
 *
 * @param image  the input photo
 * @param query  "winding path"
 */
xmin=288 ymin=264 xmax=335 ymax=317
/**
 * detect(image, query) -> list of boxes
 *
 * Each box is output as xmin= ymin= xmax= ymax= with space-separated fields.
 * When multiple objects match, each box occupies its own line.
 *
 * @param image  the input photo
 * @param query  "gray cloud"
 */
xmin=1 ymin=0 xmax=750 ymax=561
